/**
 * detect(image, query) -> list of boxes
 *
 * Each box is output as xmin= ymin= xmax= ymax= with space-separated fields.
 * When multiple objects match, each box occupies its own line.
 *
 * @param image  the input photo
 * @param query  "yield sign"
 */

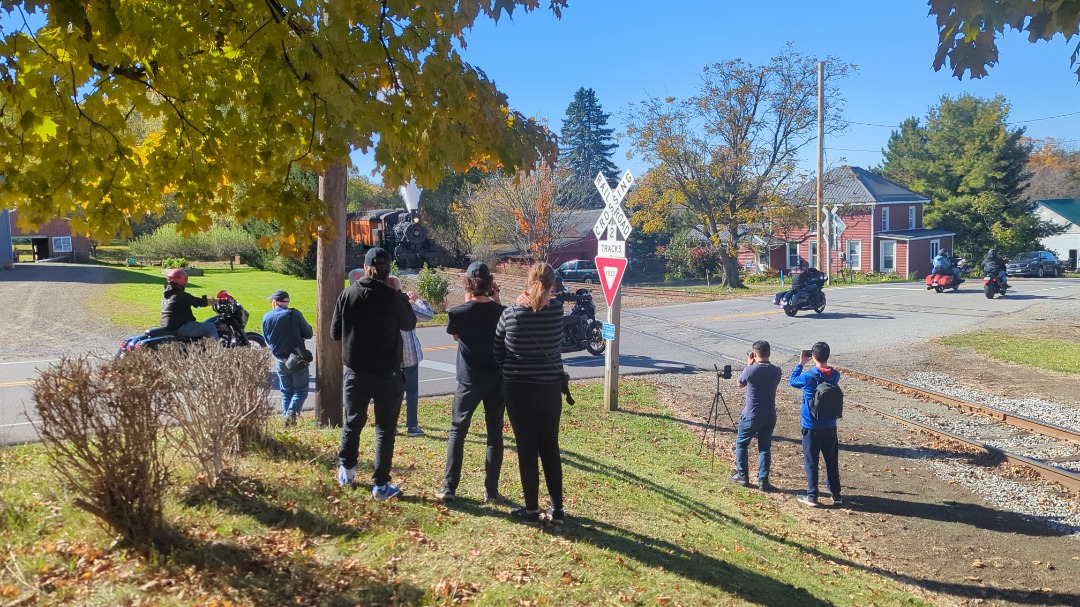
xmin=594 ymin=256 xmax=628 ymax=307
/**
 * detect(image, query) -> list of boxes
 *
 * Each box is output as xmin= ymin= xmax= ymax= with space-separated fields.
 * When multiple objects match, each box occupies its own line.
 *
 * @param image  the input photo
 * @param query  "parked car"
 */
xmin=556 ymin=259 xmax=600 ymax=284
xmin=1006 ymin=251 xmax=1063 ymax=278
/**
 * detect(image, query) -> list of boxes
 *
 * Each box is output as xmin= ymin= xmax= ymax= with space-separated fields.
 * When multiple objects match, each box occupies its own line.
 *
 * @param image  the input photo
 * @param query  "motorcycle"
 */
xmin=119 ymin=290 xmax=266 ymax=354
xmin=982 ymin=272 xmax=1009 ymax=299
xmin=774 ymin=273 xmax=828 ymax=317
xmin=925 ymin=263 xmax=964 ymax=293
xmin=556 ymin=288 xmax=606 ymax=356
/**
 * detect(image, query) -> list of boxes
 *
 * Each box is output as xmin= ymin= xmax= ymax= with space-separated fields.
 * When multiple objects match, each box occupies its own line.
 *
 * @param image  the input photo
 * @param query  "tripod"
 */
xmin=700 ymin=364 xmax=738 ymax=463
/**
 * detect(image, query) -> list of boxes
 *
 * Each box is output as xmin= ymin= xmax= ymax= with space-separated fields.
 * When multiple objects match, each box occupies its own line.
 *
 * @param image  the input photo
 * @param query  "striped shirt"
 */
xmin=493 ymin=301 xmax=564 ymax=383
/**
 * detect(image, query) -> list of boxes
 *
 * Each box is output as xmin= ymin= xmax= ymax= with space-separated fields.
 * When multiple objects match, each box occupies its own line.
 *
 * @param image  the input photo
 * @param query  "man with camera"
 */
xmin=730 ymin=340 xmax=783 ymax=492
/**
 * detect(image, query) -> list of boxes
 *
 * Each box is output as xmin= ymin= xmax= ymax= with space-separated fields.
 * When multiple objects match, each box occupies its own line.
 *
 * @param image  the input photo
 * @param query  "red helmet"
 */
xmin=166 ymin=268 xmax=188 ymax=288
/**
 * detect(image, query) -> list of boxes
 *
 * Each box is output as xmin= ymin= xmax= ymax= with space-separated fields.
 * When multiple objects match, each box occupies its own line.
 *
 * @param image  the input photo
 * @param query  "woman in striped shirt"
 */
xmin=494 ymin=262 xmax=567 ymax=525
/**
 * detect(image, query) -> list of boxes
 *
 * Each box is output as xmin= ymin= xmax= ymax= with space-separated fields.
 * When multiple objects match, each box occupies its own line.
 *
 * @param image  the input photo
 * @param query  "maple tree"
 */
xmin=929 ymin=0 xmax=1080 ymax=79
xmin=1025 ymin=137 xmax=1080 ymax=201
xmin=623 ymin=45 xmax=854 ymax=288
xmin=0 ymin=0 xmax=565 ymax=250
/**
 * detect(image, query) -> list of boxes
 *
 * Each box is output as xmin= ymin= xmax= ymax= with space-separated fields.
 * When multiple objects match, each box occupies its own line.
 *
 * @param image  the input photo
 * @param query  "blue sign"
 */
xmin=602 ymin=323 xmax=615 ymax=341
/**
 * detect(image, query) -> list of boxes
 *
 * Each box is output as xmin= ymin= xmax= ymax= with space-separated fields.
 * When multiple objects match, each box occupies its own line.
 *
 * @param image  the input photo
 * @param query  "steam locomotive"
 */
xmin=347 ymin=208 xmax=435 ymax=269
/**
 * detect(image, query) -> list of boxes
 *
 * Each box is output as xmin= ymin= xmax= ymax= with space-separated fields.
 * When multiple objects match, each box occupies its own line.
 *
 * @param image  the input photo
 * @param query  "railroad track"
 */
xmin=836 ymin=365 xmax=1080 ymax=492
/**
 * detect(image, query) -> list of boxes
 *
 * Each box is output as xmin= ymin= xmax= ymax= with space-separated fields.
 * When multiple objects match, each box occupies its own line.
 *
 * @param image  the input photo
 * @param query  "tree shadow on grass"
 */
xmin=162 ymin=525 xmax=426 ymax=607
xmin=180 ymin=475 xmax=358 ymax=539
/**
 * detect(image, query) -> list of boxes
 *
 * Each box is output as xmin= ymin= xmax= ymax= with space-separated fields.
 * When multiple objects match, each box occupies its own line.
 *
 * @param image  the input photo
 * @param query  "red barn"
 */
xmin=739 ymin=166 xmax=954 ymax=278
xmin=5 ymin=211 xmax=93 ymax=262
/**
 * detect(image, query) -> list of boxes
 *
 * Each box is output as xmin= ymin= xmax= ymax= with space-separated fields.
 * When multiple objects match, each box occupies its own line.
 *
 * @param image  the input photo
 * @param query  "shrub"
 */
xmin=161 ymin=257 xmax=188 ymax=269
xmin=131 ymin=223 xmax=258 ymax=263
xmin=33 ymin=353 xmax=175 ymax=552
xmin=417 ymin=263 xmax=450 ymax=311
xmin=158 ymin=344 xmax=273 ymax=486
xmin=661 ymin=233 xmax=721 ymax=280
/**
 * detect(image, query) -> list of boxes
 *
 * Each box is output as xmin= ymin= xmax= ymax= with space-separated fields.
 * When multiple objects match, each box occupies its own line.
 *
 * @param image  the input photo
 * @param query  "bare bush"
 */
xmin=33 ymin=352 xmax=174 ymax=552
xmin=157 ymin=344 xmax=273 ymax=485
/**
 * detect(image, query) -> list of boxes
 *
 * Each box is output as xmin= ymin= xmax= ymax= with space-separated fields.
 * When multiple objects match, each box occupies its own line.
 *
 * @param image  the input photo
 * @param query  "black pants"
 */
xmin=505 ymin=380 xmax=563 ymax=511
xmin=338 ymin=367 xmax=403 ymax=486
xmin=442 ymin=380 xmax=505 ymax=495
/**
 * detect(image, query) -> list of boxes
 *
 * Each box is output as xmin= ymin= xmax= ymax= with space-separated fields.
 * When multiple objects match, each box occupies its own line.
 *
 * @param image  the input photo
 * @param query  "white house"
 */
xmin=1035 ymin=199 xmax=1080 ymax=270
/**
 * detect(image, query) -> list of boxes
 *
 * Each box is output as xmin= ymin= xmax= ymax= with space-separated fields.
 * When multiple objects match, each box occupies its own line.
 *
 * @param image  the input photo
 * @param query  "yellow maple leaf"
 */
xmin=33 ymin=116 xmax=59 ymax=142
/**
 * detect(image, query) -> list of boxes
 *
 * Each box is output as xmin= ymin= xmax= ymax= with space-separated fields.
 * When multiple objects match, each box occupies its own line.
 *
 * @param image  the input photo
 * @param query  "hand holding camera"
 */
xmin=800 ymin=349 xmax=812 ymax=365
xmin=746 ymin=349 xmax=755 ymax=365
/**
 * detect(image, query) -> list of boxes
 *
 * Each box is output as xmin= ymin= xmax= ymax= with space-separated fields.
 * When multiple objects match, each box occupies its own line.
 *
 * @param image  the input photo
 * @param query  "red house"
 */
xmin=739 ymin=166 xmax=954 ymax=278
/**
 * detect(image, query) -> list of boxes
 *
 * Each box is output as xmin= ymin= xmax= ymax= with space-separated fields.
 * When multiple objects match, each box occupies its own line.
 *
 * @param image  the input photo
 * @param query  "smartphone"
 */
xmin=801 ymin=349 xmax=812 ymax=358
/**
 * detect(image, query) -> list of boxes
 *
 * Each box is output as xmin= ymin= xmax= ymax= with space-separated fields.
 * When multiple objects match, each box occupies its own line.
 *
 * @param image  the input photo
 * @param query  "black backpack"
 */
xmin=810 ymin=379 xmax=843 ymax=420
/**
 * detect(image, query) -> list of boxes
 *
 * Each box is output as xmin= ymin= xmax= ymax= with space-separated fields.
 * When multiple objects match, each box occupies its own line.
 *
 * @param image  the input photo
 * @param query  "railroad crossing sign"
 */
xmin=821 ymin=205 xmax=846 ymax=236
xmin=592 ymin=170 xmax=635 ymax=251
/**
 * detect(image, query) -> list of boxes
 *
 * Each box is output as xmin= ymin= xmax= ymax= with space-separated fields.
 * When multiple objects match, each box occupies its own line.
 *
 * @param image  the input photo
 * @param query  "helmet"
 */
xmin=166 ymin=268 xmax=188 ymax=288
xmin=940 ymin=250 xmax=949 ymax=257
xmin=796 ymin=258 xmax=808 ymax=271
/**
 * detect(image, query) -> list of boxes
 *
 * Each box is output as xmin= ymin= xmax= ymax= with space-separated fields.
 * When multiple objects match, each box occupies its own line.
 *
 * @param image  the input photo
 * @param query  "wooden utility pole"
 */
xmin=816 ymin=60 xmax=825 ymax=273
xmin=315 ymin=160 xmax=347 ymax=427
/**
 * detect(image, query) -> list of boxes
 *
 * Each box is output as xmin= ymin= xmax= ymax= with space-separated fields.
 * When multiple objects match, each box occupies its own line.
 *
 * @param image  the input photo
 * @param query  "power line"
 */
xmin=848 ymin=109 xmax=1080 ymax=129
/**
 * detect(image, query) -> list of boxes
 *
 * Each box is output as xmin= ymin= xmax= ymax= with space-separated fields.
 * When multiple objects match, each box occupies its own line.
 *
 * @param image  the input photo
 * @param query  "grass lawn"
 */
xmin=91 ymin=265 xmax=447 ymax=331
xmin=939 ymin=332 xmax=1080 ymax=375
xmin=0 ymin=379 xmax=929 ymax=606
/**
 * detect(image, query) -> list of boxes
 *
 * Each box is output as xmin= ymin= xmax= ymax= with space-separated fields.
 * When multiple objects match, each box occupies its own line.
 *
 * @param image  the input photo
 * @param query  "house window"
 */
xmin=880 ymin=240 xmax=896 ymax=272
xmin=786 ymin=242 xmax=800 ymax=268
xmin=908 ymin=206 xmax=916 ymax=229
xmin=757 ymin=252 xmax=769 ymax=271
xmin=930 ymin=239 xmax=940 ymax=259
xmin=809 ymin=241 xmax=818 ymax=269
xmin=881 ymin=207 xmax=890 ymax=231
xmin=52 ymin=236 xmax=72 ymax=253
xmin=846 ymin=240 xmax=862 ymax=270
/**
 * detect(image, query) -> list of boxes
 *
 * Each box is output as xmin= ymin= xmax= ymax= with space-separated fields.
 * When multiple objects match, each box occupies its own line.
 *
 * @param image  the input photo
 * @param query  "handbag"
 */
xmin=283 ymin=310 xmax=313 ymax=370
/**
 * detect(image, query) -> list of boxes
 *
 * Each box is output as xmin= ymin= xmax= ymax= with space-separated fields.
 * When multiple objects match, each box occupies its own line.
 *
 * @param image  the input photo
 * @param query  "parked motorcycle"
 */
xmin=119 ymin=290 xmax=266 ymax=354
xmin=774 ymin=273 xmax=828 ymax=317
xmin=925 ymin=263 xmax=964 ymax=293
xmin=982 ymin=272 xmax=1009 ymax=299
xmin=556 ymin=288 xmax=606 ymax=356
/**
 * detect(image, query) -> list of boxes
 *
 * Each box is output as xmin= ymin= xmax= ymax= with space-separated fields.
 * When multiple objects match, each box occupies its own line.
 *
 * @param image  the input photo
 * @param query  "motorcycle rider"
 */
xmin=791 ymin=260 xmax=825 ymax=307
xmin=981 ymin=248 xmax=1009 ymax=289
xmin=553 ymin=275 xmax=584 ymax=346
xmin=160 ymin=269 xmax=220 ymax=341
xmin=932 ymin=249 xmax=963 ymax=284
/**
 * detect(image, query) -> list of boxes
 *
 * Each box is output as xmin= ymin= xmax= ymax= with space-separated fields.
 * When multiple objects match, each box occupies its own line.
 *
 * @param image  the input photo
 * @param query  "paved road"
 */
xmin=3 ymin=277 xmax=1077 ymax=444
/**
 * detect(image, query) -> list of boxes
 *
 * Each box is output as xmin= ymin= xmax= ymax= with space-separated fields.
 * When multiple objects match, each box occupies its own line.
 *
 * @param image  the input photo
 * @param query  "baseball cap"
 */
xmin=466 ymin=261 xmax=491 ymax=280
xmin=268 ymin=290 xmax=290 ymax=301
xmin=365 ymin=247 xmax=391 ymax=267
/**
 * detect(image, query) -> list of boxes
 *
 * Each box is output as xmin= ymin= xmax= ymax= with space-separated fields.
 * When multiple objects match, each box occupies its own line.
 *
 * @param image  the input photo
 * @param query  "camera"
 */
xmin=801 ymin=349 xmax=812 ymax=358
xmin=746 ymin=350 xmax=753 ymax=358
xmin=720 ymin=364 xmax=732 ymax=379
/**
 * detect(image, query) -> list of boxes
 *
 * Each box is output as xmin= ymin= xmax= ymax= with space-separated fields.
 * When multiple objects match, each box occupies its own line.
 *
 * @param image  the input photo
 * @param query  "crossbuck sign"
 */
xmin=592 ymin=170 xmax=634 ymax=257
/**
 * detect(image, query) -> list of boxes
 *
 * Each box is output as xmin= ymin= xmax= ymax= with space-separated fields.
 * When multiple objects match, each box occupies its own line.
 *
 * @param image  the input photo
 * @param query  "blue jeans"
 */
xmin=402 ymin=364 xmax=419 ymax=428
xmin=175 ymin=319 xmax=219 ymax=341
xmin=276 ymin=360 xmax=310 ymax=418
xmin=733 ymin=415 xmax=776 ymax=483
xmin=801 ymin=426 xmax=841 ymax=500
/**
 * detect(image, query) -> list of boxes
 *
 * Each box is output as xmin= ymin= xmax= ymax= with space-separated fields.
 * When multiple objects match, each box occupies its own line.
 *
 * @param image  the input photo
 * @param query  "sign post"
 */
xmin=592 ymin=170 xmax=634 ymax=411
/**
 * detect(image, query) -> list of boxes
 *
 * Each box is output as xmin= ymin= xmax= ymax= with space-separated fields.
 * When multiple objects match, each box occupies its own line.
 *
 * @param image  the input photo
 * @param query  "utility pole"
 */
xmin=315 ymin=161 xmax=346 ymax=427
xmin=816 ymin=60 xmax=825 ymax=274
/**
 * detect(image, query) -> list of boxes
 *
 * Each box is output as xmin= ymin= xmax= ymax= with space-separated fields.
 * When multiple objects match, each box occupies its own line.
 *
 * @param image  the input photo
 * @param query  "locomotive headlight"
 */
xmin=412 ymin=215 xmax=420 ymax=223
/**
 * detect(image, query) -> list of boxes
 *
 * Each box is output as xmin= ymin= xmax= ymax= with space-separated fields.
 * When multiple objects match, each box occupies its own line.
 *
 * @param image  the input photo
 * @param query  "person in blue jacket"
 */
xmin=789 ymin=341 xmax=842 ymax=507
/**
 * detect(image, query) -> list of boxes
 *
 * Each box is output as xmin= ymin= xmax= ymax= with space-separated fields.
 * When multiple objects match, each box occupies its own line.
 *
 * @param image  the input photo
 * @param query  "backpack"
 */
xmin=810 ymin=379 xmax=843 ymax=420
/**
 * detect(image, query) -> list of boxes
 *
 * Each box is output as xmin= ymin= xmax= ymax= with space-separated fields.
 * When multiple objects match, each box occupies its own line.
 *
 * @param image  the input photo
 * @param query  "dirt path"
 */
xmin=0 ymin=263 xmax=131 ymax=363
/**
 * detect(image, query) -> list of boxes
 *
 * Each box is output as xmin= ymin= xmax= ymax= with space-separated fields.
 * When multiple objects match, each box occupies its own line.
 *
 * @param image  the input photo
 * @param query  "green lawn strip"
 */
xmin=939 ymin=332 xmax=1080 ymax=375
xmin=0 ymin=379 xmax=928 ymax=606
xmin=95 ymin=265 xmax=448 ymax=332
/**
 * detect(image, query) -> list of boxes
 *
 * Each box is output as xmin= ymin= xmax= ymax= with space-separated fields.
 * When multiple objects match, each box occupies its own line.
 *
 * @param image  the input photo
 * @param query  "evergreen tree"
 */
xmin=560 ymin=88 xmax=620 ymax=207
xmin=879 ymin=94 xmax=1061 ymax=258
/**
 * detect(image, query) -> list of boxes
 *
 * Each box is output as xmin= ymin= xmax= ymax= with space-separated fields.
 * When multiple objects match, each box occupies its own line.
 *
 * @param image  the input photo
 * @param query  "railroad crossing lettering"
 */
xmin=592 ymin=170 xmax=635 ymax=241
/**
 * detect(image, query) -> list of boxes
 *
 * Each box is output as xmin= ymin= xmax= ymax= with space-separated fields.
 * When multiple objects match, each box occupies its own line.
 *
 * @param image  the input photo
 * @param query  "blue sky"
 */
xmin=356 ymin=1 xmax=1080 ymax=187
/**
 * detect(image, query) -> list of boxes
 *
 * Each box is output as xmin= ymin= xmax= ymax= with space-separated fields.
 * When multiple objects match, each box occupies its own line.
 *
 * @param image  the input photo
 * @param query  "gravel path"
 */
xmin=0 ymin=263 xmax=132 ymax=363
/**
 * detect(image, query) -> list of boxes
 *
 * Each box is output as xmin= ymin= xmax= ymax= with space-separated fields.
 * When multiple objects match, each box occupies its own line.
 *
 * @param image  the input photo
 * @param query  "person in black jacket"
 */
xmin=160 ymin=269 xmax=220 ymax=340
xmin=331 ymin=247 xmax=417 ymax=501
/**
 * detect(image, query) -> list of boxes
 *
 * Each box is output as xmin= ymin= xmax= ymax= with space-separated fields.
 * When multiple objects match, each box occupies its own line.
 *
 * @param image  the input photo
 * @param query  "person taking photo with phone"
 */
xmin=730 ymin=340 xmax=782 ymax=492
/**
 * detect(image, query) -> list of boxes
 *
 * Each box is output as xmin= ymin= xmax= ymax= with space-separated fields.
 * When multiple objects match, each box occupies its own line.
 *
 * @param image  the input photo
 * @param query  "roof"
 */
xmin=788 ymin=166 xmax=930 ymax=206
xmin=1036 ymin=199 xmax=1080 ymax=226
xmin=876 ymin=228 xmax=955 ymax=241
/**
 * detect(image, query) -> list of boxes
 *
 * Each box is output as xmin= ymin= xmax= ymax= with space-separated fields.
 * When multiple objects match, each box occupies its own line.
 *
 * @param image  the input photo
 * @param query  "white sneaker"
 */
xmin=372 ymin=483 xmax=401 ymax=501
xmin=337 ymin=465 xmax=355 ymax=487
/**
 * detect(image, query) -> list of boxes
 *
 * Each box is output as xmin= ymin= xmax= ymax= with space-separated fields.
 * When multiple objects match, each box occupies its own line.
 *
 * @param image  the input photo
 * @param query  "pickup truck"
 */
xmin=1005 ymin=251 xmax=1064 ymax=278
